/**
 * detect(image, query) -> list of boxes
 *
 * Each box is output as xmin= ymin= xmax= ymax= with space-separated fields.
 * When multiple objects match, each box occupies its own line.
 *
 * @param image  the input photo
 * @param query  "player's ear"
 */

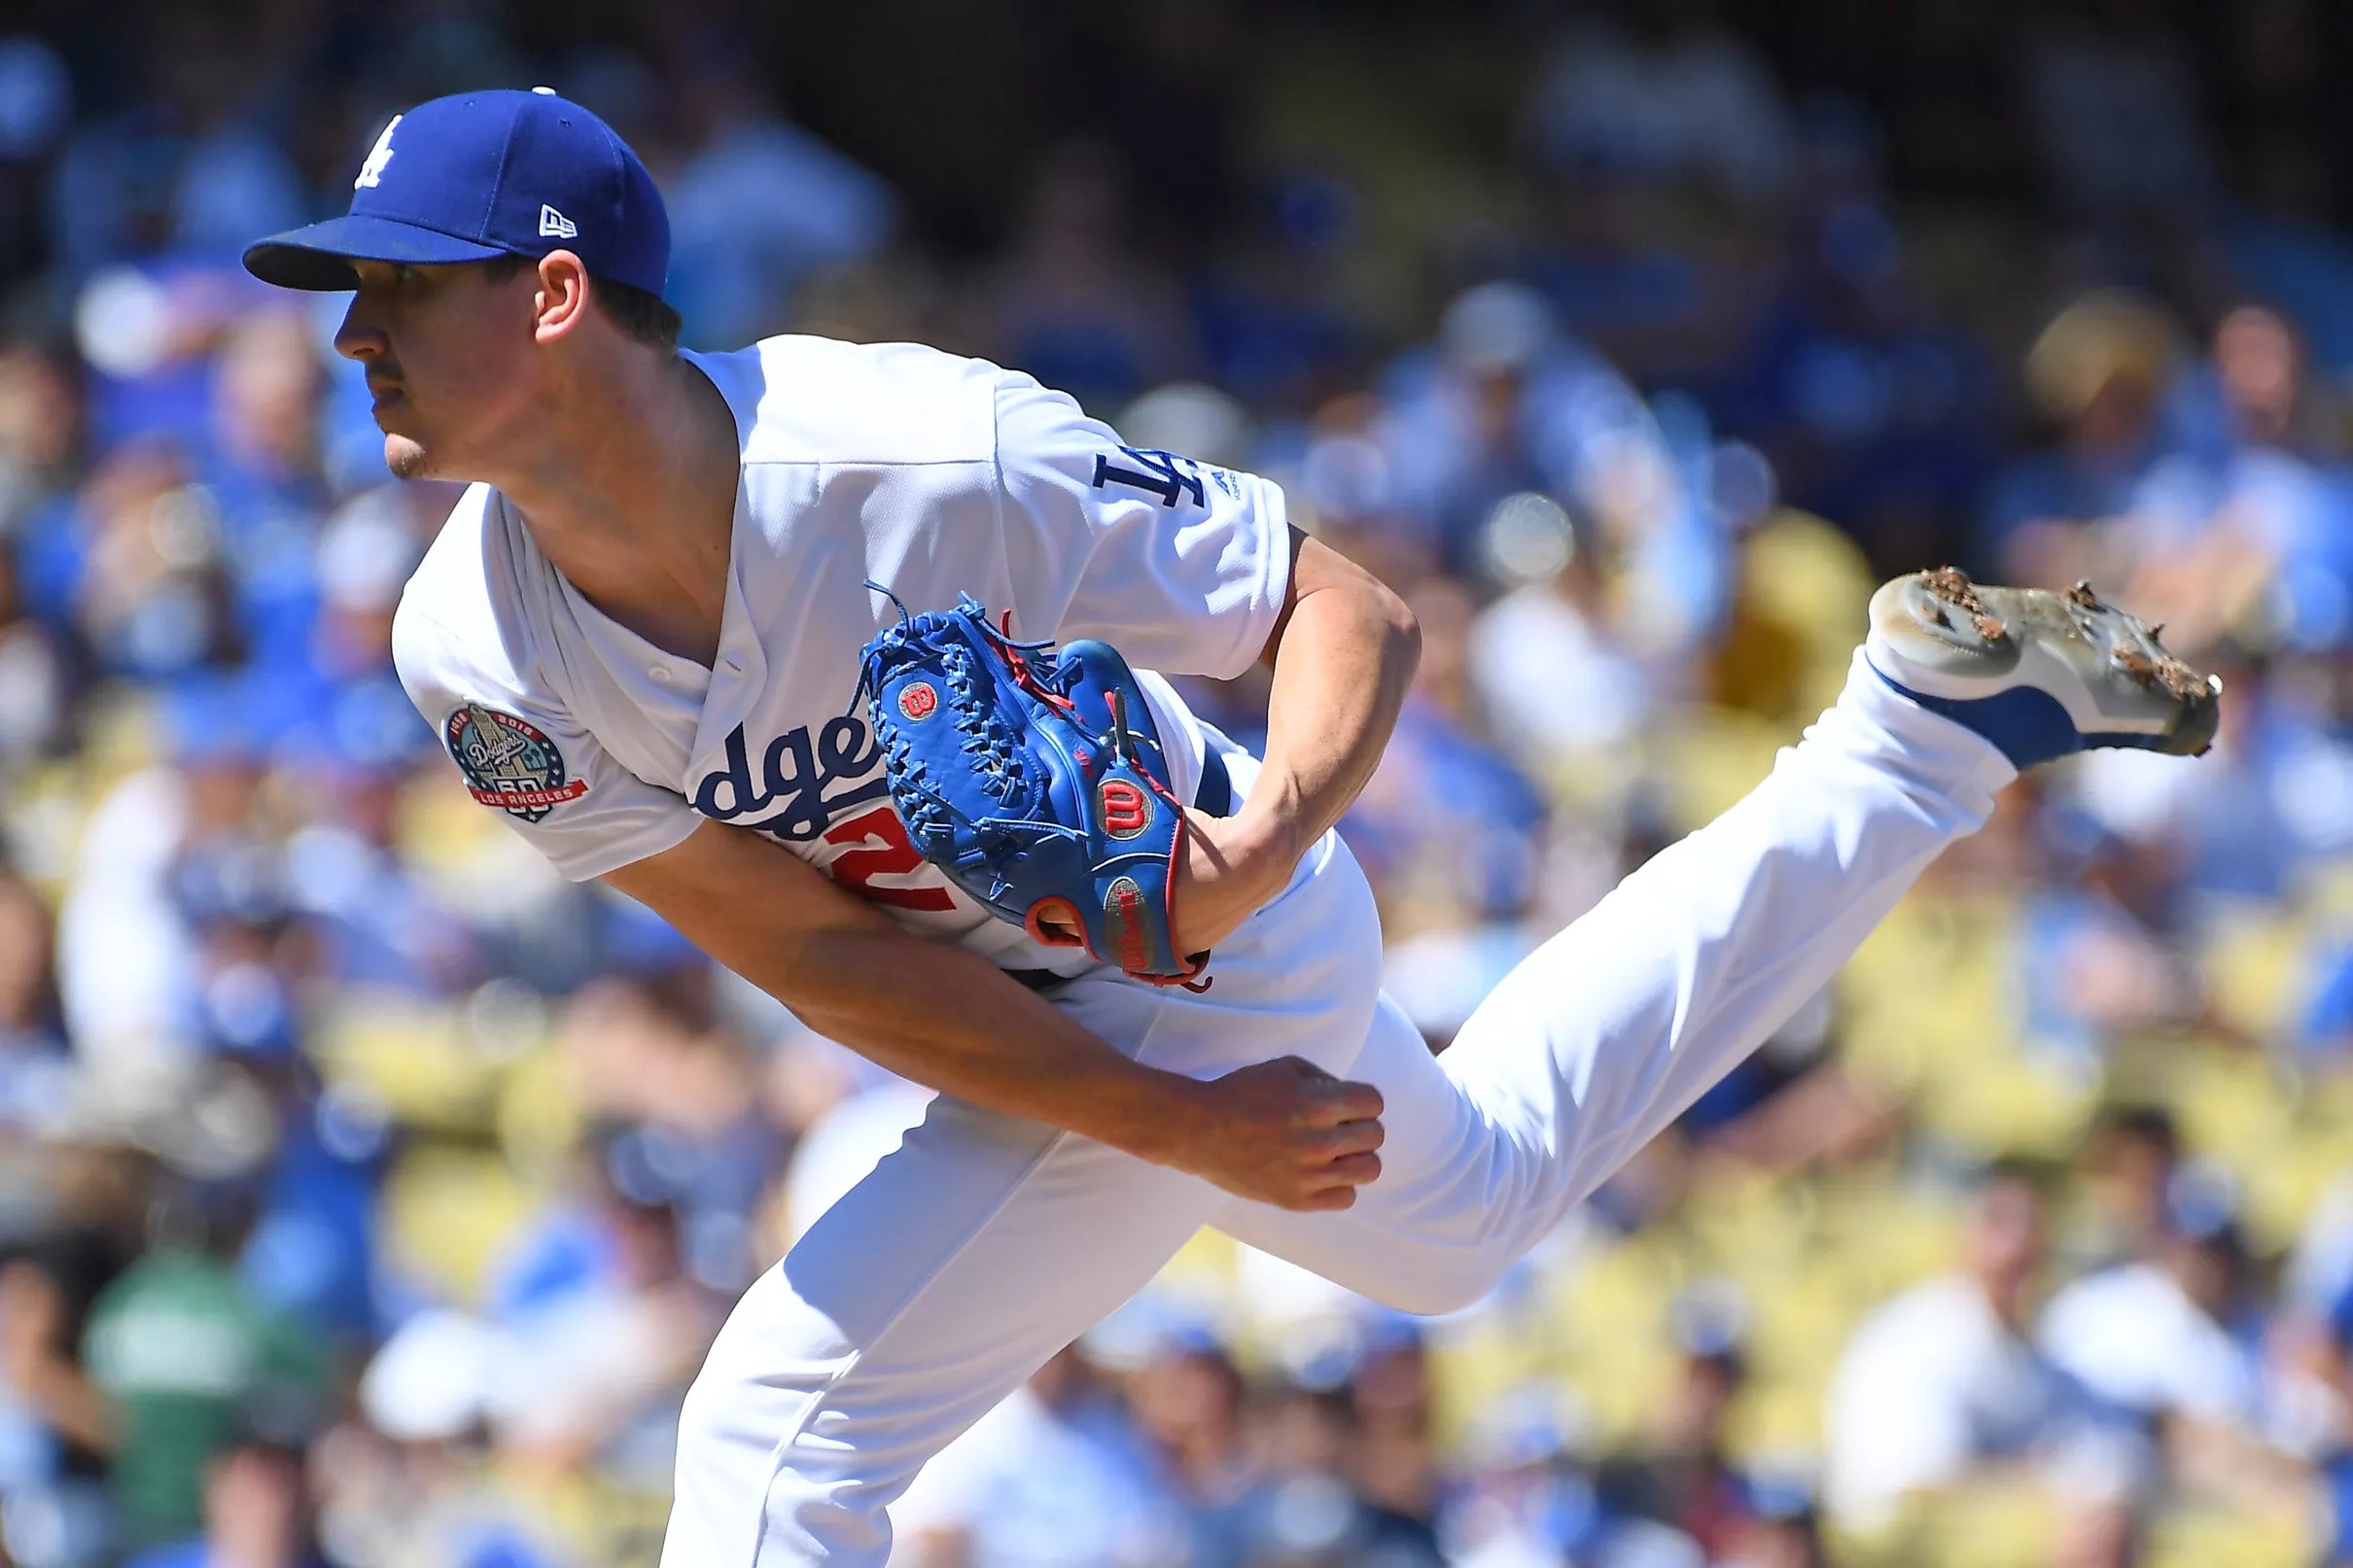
xmin=530 ymin=250 xmax=592 ymax=344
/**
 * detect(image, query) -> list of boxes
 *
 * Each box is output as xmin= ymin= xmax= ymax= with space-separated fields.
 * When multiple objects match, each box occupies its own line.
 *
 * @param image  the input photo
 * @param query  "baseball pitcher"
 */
xmin=244 ymin=90 xmax=2221 ymax=1567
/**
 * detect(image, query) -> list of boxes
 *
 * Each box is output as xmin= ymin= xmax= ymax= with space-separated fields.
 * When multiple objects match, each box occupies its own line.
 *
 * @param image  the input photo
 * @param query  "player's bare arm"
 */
xmin=603 ymin=819 xmax=1386 ymax=1212
xmin=1171 ymin=530 xmax=1420 ymax=956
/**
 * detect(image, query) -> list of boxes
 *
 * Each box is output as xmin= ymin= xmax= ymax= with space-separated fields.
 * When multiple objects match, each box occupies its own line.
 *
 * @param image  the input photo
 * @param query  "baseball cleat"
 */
xmin=1866 ymin=567 xmax=2222 ymax=768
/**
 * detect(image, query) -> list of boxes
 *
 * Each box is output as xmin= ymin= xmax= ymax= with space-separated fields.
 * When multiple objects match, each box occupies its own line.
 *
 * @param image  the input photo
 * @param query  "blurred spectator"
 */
xmin=0 ymin=1237 xmax=119 ymax=1568
xmin=1712 ymin=106 xmax=1995 ymax=575
xmin=2066 ymin=1104 xmax=2185 ymax=1272
xmin=1674 ymin=989 xmax=1901 ymax=1176
xmin=1374 ymin=282 xmax=1587 ymax=573
xmin=1514 ymin=12 xmax=1797 ymax=385
xmin=2066 ymin=656 xmax=2298 ymax=904
xmin=477 ymin=1152 xmax=723 ymax=1485
xmin=2014 ymin=813 xmax=2216 ymax=1066
xmin=1442 ymin=1383 xmax=1705 ymax=1568
xmin=1127 ymin=1331 xmax=1289 ymax=1568
xmin=542 ymin=971 xmax=789 ymax=1293
xmin=1339 ymin=1320 xmax=1445 ymax=1565
xmin=2042 ymin=1170 xmax=2277 ymax=1467
xmin=53 ymin=680 xmax=257 ymax=1100
xmin=78 ymin=1181 xmax=327 ymax=1551
xmin=1523 ymin=16 xmax=1798 ymax=211
xmin=2125 ymin=304 xmax=2353 ymax=658
xmin=60 ymin=443 xmax=246 ymax=681
xmin=2278 ymin=1175 xmax=2353 ymax=1568
xmin=976 ymin=142 xmax=1194 ymax=418
xmin=1463 ymin=492 xmax=1654 ymax=771
xmin=124 ymin=1430 xmax=333 ymax=1568
xmin=1187 ymin=176 xmax=1370 ymax=418
xmin=1822 ymin=1166 xmax=2130 ymax=1539
xmin=326 ymin=1309 xmax=563 ymax=1568
xmin=0 ymin=337 xmax=85 ymax=765
xmin=2026 ymin=7 xmax=2220 ymax=228
xmin=1596 ymin=1283 xmax=1779 ymax=1557
xmin=194 ymin=307 xmax=328 ymax=673
xmin=0 ymin=525 xmax=76 ymax=769
xmin=660 ymin=47 xmax=898 ymax=349
xmin=1983 ymin=290 xmax=2188 ymax=583
xmin=0 ymin=867 xmax=72 ymax=1132
xmin=44 ymin=8 xmax=305 ymax=277
xmin=0 ymin=340 xmax=83 ymax=542
xmin=217 ymin=1043 xmax=387 ymax=1355
xmin=1343 ymin=575 xmax=1546 ymax=940
xmin=892 ymin=1345 xmax=1189 ymax=1568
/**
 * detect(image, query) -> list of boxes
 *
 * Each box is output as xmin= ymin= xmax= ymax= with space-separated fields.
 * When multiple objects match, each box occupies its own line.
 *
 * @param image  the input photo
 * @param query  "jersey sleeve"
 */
xmin=392 ymin=602 xmax=700 ymax=883
xmin=992 ymin=370 xmax=1292 ymax=679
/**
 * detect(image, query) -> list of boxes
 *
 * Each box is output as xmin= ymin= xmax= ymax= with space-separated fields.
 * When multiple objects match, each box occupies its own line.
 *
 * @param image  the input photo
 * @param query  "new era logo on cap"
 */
xmin=538 ymin=204 xmax=577 ymax=239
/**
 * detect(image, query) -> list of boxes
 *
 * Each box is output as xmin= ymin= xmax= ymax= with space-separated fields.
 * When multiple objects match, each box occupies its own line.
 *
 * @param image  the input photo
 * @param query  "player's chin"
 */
xmin=383 ymin=434 xmax=435 ymax=481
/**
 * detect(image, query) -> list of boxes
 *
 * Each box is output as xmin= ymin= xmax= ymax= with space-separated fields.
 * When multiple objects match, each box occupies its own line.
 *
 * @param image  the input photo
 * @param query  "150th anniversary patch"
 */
xmin=443 ymin=704 xmax=587 ymax=822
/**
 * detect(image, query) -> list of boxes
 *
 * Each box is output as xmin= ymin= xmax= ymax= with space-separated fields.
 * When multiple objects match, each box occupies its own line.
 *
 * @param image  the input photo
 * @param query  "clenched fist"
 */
xmin=1165 ymin=1056 xmax=1386 ymax=1211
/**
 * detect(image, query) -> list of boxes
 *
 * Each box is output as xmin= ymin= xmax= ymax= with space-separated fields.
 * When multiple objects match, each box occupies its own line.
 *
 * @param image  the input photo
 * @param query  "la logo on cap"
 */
xmin=354 ymin=116 xmax=400 ymax=190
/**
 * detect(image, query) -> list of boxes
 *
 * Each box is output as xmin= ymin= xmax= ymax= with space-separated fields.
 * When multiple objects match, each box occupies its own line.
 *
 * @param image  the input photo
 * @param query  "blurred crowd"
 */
xmin=13 ymin=1 xmax=2353 ymax=1565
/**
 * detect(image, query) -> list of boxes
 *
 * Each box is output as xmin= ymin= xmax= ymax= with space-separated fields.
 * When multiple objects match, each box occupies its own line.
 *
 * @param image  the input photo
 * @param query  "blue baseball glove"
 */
xmin=857 ymin=593 xmax=1212 ymax=989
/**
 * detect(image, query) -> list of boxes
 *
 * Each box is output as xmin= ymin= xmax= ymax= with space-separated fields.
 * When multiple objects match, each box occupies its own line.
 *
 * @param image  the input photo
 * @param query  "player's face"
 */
xmin=334 ymin=260 xmax=537 ymax=482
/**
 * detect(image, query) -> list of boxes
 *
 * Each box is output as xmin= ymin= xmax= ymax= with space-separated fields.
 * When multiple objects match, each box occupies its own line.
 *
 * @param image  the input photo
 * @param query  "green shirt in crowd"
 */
xmin=80 ymin=1249 xmax=326 ymax=1549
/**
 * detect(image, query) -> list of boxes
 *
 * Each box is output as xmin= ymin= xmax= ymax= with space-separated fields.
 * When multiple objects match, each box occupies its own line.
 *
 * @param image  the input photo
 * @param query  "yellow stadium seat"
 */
xmin=2201 ymin=904 xmax=2315 ymax=1040
xmin=1647 ymin=707 xmax=1788 ymax=831
xmin=2145 ymin=1501 xmax=2313 ymax=1568
xmin=312 ymin=994 xmax=518 ymax=1133
xmin=379 ymin=1145 xmax=544 ymax=1307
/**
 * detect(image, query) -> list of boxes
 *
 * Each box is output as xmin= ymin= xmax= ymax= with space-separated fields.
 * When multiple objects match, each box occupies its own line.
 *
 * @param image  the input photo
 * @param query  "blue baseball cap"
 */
xmin=243 ymin=87 xmax=668 ymax=296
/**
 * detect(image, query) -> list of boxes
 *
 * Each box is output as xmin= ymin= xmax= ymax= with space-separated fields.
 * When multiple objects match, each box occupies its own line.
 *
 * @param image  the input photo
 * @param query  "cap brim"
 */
xmin=242 ymin=213 xmax=510 ymax=291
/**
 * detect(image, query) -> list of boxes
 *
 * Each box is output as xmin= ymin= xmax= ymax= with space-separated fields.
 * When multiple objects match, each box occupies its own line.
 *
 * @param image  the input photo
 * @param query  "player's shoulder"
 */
xmin=698 ymin=334 xmax=1007 ymax=469
xmin=391 ymin=482 xmax=552 ymax=705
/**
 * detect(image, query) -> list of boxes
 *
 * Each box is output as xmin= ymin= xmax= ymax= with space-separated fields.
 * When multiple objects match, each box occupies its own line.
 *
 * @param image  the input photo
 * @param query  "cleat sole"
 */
xmin=1871 ymin=568 xmax=2223 ymax=758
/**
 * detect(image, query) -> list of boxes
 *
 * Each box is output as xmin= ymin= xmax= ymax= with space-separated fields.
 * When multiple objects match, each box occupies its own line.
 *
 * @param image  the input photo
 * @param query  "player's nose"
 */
xmin=332 ymin=296 xmax=388 ymax=363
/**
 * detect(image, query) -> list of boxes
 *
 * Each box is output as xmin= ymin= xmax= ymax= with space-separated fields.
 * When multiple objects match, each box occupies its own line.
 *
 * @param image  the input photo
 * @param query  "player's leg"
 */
xmin=1214 ymin=573 xmax=2219 ymax=1311
xmin=660 ymin=815 xmax=1387 ymax=1567
xmin=660 ymin=1090 xmax=1222 ymax=1567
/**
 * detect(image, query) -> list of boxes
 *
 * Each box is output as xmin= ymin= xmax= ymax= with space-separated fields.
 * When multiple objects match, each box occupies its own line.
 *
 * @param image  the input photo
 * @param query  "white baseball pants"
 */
xmin=658 ymin=651 xmax=2017 ymax=1565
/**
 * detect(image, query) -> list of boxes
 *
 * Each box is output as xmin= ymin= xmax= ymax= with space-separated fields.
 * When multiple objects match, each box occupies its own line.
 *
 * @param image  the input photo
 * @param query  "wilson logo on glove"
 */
xmin=856 ymin=588 xmax=1220 ymax=990
xmin=1104 ymin=876 xmax=1149 ymax=973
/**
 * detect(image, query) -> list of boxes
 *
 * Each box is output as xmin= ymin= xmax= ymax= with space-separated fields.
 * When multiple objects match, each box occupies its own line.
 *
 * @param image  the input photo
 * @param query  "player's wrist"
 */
xmin=1095 ymin=1063 xmax=1216 ymax=1169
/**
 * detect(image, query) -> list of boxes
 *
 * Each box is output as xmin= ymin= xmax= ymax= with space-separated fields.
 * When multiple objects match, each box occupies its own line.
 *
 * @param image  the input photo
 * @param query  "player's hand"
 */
xmin=1173 ymin=1056 xmax=1385 ymax=1211
xmin=1170 ymin=806 xmax=1305 ymax=958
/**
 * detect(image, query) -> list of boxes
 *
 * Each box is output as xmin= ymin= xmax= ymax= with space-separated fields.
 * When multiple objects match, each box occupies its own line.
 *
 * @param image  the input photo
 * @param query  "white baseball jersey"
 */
xmin=391 ymin=335 xmax=1293 ymax=973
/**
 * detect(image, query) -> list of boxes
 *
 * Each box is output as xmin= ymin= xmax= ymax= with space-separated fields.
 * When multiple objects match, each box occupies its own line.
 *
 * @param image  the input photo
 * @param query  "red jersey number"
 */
xmin=824 ymin=806 xmax=957 ymax=912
